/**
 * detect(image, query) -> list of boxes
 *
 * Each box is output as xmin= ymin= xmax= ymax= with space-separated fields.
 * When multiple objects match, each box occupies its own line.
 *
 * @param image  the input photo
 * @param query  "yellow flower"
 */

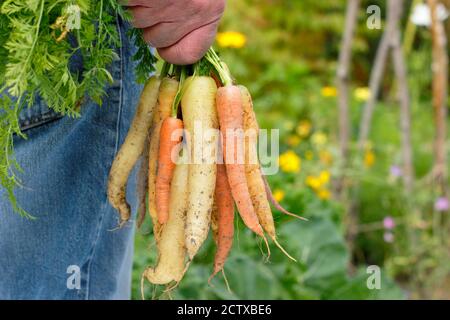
xmin=283 ymin=121 xmax=295 ymax=131
xmin=305 ymin=150 xmax=314 ymax=161
xmin=306 ymin=175 xmax=321 ymax=190
xmin=321 ymin=86 xmax=338 ymax=98
xmin=319 ymin=150 xmax=333 ymax=166
xmin=311 ymin=132 xmax=327 ymax=146
xmin=216 ymin=31 xmax=247 ymax=48
xmin=287 ymin=135 xmax=301 ymax=147
xmin=278 ymin=150 xmax=301 ymax=173
xmin=317 ymin=189 xmax=331 ymax=200
xmin=296 ymin=120 xmax=312 ymax=137
xmin=306 ymin=171 xmax=330 ymax=191
xmin=364 ymin=150 xmax=376 ymax=168
xmin=319 ymin=170 xmax=331 ymax=184
xmin=273 ymin=189 xmax=285 ymax=202
xmin=354 ymin=87 xmax=371 ymax=102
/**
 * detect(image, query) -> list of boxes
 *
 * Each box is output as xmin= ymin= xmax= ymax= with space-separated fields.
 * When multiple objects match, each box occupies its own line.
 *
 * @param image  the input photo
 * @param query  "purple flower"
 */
xmin=434 ymin=197 xmax=449 ymax=212
xmin=390 ymin=165 xmax=402 ymax=178
xmin=384 ymin=232 xmax=394 ymax=243
xmin=383 ymin=216 xmax=396 ymax=230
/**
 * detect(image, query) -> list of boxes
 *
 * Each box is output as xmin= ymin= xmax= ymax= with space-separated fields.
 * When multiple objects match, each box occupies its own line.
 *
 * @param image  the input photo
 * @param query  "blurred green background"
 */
xmin=132 ymin=0 xmax=450 ymax=300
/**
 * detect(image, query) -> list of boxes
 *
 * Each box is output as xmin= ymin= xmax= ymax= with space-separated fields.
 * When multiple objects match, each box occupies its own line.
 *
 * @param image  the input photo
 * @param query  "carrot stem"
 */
xmin=161 ymin=61 xmax=171 ymax=78
xmin=205 ymin=48 xmax=233 ymax=86
xmin=171 ymin=67 xmax=187 ymax=117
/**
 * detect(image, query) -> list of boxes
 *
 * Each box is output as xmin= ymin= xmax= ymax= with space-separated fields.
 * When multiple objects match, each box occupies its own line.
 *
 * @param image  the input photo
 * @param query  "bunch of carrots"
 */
xmin=107 ymin=48 xmax=305 ymax=291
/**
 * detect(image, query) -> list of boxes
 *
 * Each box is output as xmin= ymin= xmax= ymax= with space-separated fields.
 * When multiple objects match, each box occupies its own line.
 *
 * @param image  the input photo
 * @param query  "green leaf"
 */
xmin=0 ymin=1 xmax=157 ymax=214
xmin=327 ymin=268 xmax=405 ymax=300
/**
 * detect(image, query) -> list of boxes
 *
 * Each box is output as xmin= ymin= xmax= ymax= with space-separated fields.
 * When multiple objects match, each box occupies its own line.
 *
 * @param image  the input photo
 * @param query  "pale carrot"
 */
xmin=240 ymin=85 xmax=297 ymax=261
xmin=145 ymin=162 xmax=189 ymax=285
xmin=182 ymin=76 xmax=219 ymax=260
xmin=108 ymin=76 xmax=160 ymax=227
xmin=136 ymin=140 xmax=150 ymax=228
xmin=239 ymin=86 xmax=306 ymax=223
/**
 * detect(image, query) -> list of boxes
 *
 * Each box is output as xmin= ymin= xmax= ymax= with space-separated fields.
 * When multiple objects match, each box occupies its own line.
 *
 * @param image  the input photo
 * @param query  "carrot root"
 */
xmin=136 ymin=142 xmax=150 ymax=228
xmin=262 ymin=233 xmax=271 ymax=262
xmin=210 ymin=164 xmax=235 ymax=279
xmin=182 ymin=76 xmax=219 ymax=260
xmin=262 ymin=174 xmax=308 ymax=221
xmin=108 ymin=76 xmax=161 ymax=227
xmin=216 ymin=85 xmax=266 ymax=239
xmin=148 ymin=77 xmax=179 ymax=233
xmin=272 ymin=236 xmax=297 ymax=262
xmin=156 ymin=117 xmax=184 ymax=224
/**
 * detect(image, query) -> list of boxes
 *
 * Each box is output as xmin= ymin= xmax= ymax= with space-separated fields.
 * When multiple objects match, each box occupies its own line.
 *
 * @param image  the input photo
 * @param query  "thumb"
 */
xmin=157 ymin=20 xmax=219 ymax=65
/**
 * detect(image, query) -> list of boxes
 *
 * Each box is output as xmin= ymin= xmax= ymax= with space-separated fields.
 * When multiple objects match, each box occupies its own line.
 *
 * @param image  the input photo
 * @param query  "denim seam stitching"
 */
xmin=84 ymin=14 xmax=124 ymax=300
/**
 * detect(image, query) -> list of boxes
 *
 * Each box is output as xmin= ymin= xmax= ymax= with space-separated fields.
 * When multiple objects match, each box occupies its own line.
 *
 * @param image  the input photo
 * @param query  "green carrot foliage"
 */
xmin=0 ymin=0 xmax=156 ymax=215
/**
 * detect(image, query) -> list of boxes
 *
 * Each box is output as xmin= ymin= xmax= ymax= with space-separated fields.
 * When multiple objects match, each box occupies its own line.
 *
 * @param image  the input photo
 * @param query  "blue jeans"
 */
xmin=0 ymin=18 xmax=142 ymax=299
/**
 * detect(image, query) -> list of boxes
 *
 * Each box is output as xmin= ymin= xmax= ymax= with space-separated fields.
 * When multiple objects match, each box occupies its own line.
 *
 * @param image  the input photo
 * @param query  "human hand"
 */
xmin=126 ymin=0 xmax=226 ymax=65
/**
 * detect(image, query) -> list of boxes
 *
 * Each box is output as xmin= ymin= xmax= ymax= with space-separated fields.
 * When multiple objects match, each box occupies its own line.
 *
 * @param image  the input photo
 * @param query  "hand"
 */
xmin=126 ymin=0 xmax=226 ymax=65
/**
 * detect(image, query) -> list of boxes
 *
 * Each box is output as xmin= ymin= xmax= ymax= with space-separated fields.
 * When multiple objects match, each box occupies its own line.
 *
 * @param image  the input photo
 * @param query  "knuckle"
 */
xmin=191 ymin=0 xmax=208 ymax=14
xmin=132 ymin=20 xmax=146 ymax=29
xmin=143 ymin=27 xmax=172 ymax=48
xmin=214 ymin=0 xmax=226 ymax=16
xmin=191 ymin=0 xmax=225 ymax=17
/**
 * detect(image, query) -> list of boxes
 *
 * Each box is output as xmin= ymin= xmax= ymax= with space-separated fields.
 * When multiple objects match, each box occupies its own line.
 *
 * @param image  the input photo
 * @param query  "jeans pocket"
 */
xmin=18 ymin=95 xmax=63 ymax=132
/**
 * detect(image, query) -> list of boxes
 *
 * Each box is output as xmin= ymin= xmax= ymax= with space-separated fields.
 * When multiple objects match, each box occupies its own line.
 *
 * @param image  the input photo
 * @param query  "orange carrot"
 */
xmin=210 ymin=164 xmax=235 ymax=280
xmin=148 ymin=78 xmax=179 ymax=236
xmin=211 ymin=202 xmax=219 ymax=244
xmin=216 ymin=85 xmax=266 ymax=239
xmin=156 ymin=117 xmax=184 ymax=224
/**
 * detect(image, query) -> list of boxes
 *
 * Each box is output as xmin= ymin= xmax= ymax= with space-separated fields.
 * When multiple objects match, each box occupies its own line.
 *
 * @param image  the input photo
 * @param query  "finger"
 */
xmin=157 ymin=20 xmax=219 ymax=65
xmin=128 ymin=6 xmax=166 ymax=29
xmin=123 ymin=0 xmax=160 ymax=7
xmin=142 ymin=21 xmax=194 ymax=48
xmin=140 ymin=3 xmax=221 ymax=48
xmin=130 ymin=0 xmax=224 ymax=37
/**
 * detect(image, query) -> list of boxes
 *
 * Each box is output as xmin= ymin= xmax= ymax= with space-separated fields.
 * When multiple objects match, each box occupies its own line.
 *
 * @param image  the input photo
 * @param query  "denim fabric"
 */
xmin=0 ymin=17 xmax=143 ymax=299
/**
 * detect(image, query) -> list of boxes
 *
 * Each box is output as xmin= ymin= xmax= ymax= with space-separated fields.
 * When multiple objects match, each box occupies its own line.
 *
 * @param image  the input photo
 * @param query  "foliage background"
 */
xmin=132 ymin=0 xmax=450 ymax=299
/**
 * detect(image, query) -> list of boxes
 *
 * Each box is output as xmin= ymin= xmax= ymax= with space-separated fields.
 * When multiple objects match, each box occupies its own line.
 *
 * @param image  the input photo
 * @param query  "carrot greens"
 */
xmin=0 ymin=0 xmax=156 ymax=215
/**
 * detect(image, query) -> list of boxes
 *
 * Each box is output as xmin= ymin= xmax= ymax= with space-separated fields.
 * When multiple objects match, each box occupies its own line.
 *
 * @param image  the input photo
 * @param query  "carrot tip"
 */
xmin=140 ymin=271 xmax=147 ymax=301
xmin=208 ymin=273 xmax=217 ymax=287
xmin=136 ymin=213 xmax=146 ymax=229
xmin=261 ymin=174 xmax=308 ymax=221
xmin=261 ymin=234 xmax=271 ymax=262
xmin=273 ymin=237 xmax=297 ymax=262
xmin=164 ymin=281 xmax=180 ymax=293
xmin=108 ymin=218 xmax=131 ymax=232
xmin=283 ymin=211 xmax=309 ymax=221
xmin=222 ymin=269 xmax=232 ymax=294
